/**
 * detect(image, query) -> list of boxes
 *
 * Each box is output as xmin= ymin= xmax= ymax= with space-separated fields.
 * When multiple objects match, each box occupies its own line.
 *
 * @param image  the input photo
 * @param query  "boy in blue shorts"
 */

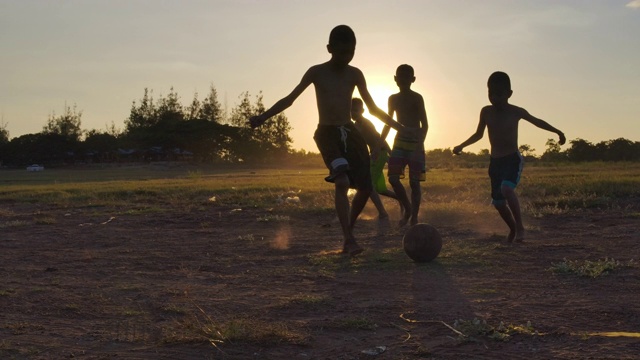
xmin=453 ymin=71 xmax=565 ymax=242
xmin=381 ymin=64 xmax=429 ymax=227
xmin=249 ymin=25 xmax=406 ymax=256
xmin=350 ymin=98 xmax=401 ymax=220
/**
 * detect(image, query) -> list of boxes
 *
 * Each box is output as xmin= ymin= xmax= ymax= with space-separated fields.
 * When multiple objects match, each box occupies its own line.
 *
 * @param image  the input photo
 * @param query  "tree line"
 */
xmin=0 ymin=85 xmax=308 ymax=167
xmin=0 ymin=84 xmax=637 ymax=168
xmin=425 ymin=137 xmax=640 ymax=168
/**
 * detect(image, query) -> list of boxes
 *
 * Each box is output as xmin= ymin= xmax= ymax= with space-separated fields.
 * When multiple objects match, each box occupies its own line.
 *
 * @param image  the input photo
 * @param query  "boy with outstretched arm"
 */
xmin=453 ymin=71 xmax=566 ymax=242
xmin=249 ymin=25 xmax=406 ymax=256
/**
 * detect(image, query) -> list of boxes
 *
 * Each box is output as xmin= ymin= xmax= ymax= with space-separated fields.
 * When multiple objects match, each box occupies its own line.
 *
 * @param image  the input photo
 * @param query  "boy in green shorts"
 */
xmin=351 ymin=98 xmax=401 ymax=220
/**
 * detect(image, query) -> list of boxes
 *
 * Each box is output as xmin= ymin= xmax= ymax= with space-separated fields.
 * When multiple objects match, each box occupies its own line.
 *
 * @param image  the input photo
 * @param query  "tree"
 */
xmin=0 ymin=119 xmax=9 ymax=144
xmin=43 ymin=104 xmax=83 ymax=142
xmin=228 ymin=91 xmax=292 ymax=162
xmin=518 ymin=144 xmax=536 ymax=158
xmin=541 ymin=138 xmax=567 ymax=162
xmin=599 ymin=138 xmax=639 ymax=161
xmin=125 ymin=88 xmax=157 ymax=132
xmin=567 ymin=138 xmax=597 ymax=162
xmin=198 ymin=84 xmax=223 ymax=123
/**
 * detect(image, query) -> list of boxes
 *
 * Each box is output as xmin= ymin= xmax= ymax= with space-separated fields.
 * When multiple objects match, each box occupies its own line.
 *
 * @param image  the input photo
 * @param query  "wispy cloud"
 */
xmin=627 ymin=0 xmax=640 ymax=9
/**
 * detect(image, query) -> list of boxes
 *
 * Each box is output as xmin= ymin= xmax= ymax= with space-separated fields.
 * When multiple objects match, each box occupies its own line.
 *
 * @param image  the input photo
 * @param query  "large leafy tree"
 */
xmin=229 ymin=91 xmax=292 ymax=162
xmin=567 ymin=138 xmax=597 ymax=162
xmin=42 ymin=104 xmax=83 ymax=142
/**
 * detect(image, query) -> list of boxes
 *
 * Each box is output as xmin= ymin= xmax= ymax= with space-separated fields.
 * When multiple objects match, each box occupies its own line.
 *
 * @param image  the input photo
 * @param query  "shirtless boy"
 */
xmin=381 ymin=64 xmax=429 ymax=227
xmin=249 ymin=25 xmax=405 ymax=256
xmin=453 ymin=71 xmax=566 ymax=242
xmin=350 ymin=97 xmax=400 ymax=220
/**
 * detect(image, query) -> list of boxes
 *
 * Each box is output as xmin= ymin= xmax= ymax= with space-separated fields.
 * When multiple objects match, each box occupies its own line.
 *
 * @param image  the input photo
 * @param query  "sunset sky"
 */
xmin=1 ymin=0 xmax=639 ymax=154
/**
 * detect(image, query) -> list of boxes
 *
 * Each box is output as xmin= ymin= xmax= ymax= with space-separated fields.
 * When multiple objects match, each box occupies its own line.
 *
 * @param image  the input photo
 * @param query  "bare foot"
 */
xmin=378 ymin=212 xmax=389 ymax=220
xmin=515 ymin=228 xmax=526 ymax=243
xmin=398 ymin=213 xmax=411 ymax=228
xmin=506 ymin=229 xmax=516 ymax=243
xmin=342 ymin=240 xmax=364 ymax=257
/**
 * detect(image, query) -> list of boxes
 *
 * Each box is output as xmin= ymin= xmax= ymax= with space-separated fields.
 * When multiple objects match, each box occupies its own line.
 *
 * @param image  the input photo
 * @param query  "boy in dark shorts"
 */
xmin=381 ymin=64 xmax=429 ymax=227
xmin=453 ymin=71 xmax=566 ymax=242
xmin=350 ymin=98 xmax=400 ymax=220
xmin=249 ymin=25 xmax=405 ymax=256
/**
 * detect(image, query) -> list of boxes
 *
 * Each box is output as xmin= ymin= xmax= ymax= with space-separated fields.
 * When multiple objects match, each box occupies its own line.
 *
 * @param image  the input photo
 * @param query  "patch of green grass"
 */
xmin=0 ymin=289 xmax=15 ymax=297
xmin=123 ymin=309 xmax=144 ymax=317
xmin=438 ymin=240 xmax=495 ymax=268
xmin=63 ymin=304 xmax=80 ymax=312
xmin=0 ymin=220 xmax=30 ymax=228
xmin=257 ymin=214 xmax=290 ymax=222
xmin=237 ymin=234 xmax=260 ymax=242
xmin=453 ymin=318 xmax=537 ymax=342
xmin=284 ymin=294 xmax=332 ymax=308
xmin=549 ymin=258 xmax=633 ymax=278
xmin=162 ymin=305 xmax=188 ymax=315
xmin=34 ymin=216 xmax=57 ymax=225
xmin=330 ymin=316 xmax=378 ymax=331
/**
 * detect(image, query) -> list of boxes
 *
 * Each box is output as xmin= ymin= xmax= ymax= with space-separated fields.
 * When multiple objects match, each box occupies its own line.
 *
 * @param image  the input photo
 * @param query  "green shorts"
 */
xmin=371 ymin=150 xmax=390 ymax=193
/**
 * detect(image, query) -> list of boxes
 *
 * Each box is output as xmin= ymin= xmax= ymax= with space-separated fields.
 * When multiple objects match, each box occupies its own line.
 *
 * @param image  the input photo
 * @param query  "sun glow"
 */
xmin=354 ymin=77 xmax=398 ymax=144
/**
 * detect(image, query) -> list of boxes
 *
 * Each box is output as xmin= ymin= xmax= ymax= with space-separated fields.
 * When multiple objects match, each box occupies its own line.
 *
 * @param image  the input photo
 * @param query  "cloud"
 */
xmin=627 ymin=0 xmax=640 ymax=8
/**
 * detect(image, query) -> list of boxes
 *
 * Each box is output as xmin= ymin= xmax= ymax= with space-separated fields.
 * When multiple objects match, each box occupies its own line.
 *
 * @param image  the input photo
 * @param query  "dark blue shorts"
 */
xmin=488 ymin=152 xmax=523 ymax=205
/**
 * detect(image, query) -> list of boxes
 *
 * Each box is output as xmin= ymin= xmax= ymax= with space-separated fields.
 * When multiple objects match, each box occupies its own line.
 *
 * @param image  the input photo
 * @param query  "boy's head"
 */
xmin=327 ymin=25 xmax=356 ymax=67
xmin=394 ymin=64 xmax=416 ymax=90
xmin=487 ymin=71 xmax=512 ymax=106
xmin=351 ymin=97 xmax=364 ymax=119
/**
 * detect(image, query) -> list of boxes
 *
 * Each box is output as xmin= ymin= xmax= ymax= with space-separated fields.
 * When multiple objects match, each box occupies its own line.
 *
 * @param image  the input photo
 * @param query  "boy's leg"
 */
xmin=409 ymin=179 xmax=421 ymax=226
xmin=494 ymin=202 xmax=517 ymax=242
xmin=389 ymin=175 xmax=411 ymax=226
xmin=369 ymin=188 xmax=389 ymax=219
xmin=333 ymin=174 xmax=363 ymax=256
xmin=350 ymin=187 xmax=372 ymax=227
xmin=501 ymin=185 xmax=525 ymax=241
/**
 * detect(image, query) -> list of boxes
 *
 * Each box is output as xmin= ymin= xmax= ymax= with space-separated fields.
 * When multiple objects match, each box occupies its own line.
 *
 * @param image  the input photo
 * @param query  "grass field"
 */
xmin=1 ymin=162 xmax=639 ymax=359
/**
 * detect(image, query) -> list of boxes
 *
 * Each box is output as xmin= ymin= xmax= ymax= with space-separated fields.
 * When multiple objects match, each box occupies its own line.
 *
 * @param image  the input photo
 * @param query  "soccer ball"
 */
xmin=403 ymin=223 xmax=442 ymax=262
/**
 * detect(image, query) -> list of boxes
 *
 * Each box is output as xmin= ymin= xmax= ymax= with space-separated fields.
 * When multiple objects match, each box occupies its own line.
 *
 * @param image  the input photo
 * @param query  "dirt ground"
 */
xmin=1 ymin=196 xmax=639 ymax=359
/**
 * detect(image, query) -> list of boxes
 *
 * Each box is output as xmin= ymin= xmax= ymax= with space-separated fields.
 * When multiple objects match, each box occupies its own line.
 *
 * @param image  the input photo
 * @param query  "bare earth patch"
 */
xmin=1 ymin=199 xmax=639 ymax=359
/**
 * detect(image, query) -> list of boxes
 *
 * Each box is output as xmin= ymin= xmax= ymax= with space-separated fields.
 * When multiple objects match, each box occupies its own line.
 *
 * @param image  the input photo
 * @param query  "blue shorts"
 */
xmin=489 ymin=152 xmax=523 ymax=205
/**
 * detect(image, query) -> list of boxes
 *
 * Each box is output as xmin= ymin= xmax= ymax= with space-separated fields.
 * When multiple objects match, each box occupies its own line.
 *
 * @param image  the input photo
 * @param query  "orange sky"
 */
xmin=1 ymin=1 xmax=639 ymax=154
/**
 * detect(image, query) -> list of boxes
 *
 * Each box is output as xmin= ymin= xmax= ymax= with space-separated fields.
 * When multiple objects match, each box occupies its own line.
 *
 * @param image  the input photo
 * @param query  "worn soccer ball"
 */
xmin=403 ymin=223 xmax=442 ymax=262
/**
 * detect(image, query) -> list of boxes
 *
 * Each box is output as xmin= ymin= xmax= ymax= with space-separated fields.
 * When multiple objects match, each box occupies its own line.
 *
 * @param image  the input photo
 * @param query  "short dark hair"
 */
xmin=488 ymin=71 xmax=511 ymax=90
xmin=329 ymin=25 xmax=356 ymax=46
xmin=351 ymin=97 xmax=363 ymax=107
xmin=396 ymin=64 xmax=414 ymax=77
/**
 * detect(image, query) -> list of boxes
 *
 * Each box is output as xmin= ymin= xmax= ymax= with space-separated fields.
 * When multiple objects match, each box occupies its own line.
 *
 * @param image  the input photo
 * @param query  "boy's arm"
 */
xmin=249 ymin=69 xmax=313 ymax=128
xmin=453 ymin=110 xmax=486 ymax=155
xmin=379 ymin=96 xmax=394 ymax=141
xmin=418 ymin=95 xmax=428 ymax=142
xmin=355 ymin=71 xmax=404 ymax=132
xmin=520 ymin=109 xmax=566 ymax=145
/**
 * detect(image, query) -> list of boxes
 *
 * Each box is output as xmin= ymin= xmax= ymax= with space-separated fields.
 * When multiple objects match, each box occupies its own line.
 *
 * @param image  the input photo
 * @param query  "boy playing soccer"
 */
xmin=350 ymin=98 xmax=400 ymax=220
xmin=381 ymin=64 xmax=429 ymax=227
xmin=453 ymin=71 xmax=566 ymax=242
xmin=249 ymin=25 xmax=406 ymax=256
